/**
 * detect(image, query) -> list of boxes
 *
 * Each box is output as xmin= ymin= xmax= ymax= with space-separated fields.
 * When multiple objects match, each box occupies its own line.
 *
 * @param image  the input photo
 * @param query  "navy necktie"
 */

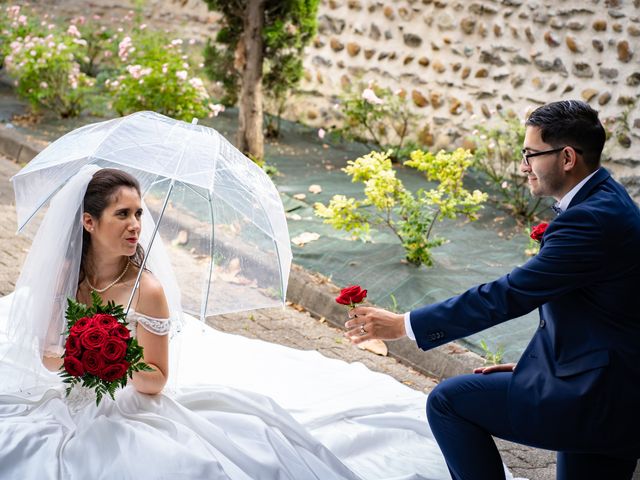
xmin=551 ymin=203 xmax=562 ymax=216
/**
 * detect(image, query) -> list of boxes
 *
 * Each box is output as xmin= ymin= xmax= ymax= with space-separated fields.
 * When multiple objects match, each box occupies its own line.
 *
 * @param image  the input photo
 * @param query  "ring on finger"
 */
xmin=359 ymin=324 xmax=366 ymax=335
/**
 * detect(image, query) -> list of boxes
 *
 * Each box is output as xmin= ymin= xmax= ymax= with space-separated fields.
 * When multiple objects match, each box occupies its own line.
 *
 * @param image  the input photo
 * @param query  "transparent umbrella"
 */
xmin=11 ymin=111 xmax=292 ymax=320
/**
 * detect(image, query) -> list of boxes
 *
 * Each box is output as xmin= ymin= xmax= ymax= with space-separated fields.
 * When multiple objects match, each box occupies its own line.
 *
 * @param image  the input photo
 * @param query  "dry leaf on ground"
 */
xmin=357 ymin=339 xmax=388 ymax=356
xmin=291 ymin=232 xmax=320 ymax=246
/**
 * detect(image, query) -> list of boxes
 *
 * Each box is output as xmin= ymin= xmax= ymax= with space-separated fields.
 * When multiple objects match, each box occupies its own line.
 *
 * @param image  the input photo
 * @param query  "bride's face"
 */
xmin=86 ymin=186 xmax=142 ymax=258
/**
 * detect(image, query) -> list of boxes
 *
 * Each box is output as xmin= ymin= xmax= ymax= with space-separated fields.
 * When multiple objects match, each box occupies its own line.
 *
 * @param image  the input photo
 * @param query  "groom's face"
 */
xmin=521 ymin=126 xmax=565 ymax=200
xmin=91 ymin=187 xmax=142 ymax=258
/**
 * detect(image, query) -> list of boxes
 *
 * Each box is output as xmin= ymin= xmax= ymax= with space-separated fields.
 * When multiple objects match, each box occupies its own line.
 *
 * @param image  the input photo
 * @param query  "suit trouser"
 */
xmin=426 ymin=372 xmax=637 ymax=480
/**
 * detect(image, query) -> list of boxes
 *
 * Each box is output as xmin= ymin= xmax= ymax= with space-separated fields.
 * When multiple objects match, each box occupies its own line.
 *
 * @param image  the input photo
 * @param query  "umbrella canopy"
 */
xmin=11 ymin=111 xmax=292 ymax=319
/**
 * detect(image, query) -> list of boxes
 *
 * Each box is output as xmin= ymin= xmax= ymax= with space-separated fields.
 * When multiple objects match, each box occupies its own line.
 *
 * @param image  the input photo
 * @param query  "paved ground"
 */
xmin=0 ymin=152 xmax=559 ymax=479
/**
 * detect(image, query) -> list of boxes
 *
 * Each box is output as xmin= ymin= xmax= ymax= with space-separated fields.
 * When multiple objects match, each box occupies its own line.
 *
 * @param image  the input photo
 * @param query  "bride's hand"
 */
xmin=473 ymin=363 xmax=516 ymax=374
xmin=42 ymin=354 xmax=63 ymax=372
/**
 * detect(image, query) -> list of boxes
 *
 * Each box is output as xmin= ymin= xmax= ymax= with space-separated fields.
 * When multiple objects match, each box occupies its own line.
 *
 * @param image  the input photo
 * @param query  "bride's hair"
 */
xmin=79 ymin=168 xmax=146 ymax=284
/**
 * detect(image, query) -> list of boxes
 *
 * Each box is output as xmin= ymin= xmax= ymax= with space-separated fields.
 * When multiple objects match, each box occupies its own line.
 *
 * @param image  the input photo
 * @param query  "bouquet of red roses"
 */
xmin=59 ymin=291 xmax=152 ymax=405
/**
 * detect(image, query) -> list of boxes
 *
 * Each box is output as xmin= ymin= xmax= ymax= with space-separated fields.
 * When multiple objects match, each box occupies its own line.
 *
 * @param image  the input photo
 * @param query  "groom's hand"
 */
xmin=473 ymin=363 xmax=516 ymax=374
xmin=344 ymin=307 xmax=406 ymax=344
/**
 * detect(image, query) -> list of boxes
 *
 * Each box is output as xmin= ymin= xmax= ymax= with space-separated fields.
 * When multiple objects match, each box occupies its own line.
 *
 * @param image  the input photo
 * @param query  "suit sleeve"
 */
xmin=410 ymin=207 xmax=606 ymax=350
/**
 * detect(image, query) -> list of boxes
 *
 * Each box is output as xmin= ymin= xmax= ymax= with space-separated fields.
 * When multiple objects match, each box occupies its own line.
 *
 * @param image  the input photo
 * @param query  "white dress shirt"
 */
xmin=403 ymin=168 xmax=601 ymax=342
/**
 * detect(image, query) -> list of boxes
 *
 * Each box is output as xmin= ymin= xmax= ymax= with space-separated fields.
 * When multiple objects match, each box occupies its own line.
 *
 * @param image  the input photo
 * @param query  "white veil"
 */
xmin=0 ymin=164 xmax=183 ymax=395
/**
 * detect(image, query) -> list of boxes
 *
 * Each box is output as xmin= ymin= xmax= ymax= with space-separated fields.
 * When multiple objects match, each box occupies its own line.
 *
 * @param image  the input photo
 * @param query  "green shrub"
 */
xmin=338 ymin=81 xmax=420 ymax=162
xmin=315 ymin=149 xmax=487 ymax=267
xmin=472 ymin=116 xmax=546 ymax=224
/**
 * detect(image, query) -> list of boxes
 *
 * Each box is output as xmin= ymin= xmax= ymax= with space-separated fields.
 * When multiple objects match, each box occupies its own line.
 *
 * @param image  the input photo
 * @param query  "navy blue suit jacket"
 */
xmin=410 ymin=168 xmax=640 ymax=454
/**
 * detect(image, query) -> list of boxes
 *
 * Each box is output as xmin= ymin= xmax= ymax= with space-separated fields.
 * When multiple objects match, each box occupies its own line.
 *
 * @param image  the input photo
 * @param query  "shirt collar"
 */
xmin=556 ymin=168 xmax=600 ymax=213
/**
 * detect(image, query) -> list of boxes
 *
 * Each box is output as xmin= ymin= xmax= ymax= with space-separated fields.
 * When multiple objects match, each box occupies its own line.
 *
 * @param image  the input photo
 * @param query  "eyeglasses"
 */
xmin=521 ymin=146 xmax=583 ymax=167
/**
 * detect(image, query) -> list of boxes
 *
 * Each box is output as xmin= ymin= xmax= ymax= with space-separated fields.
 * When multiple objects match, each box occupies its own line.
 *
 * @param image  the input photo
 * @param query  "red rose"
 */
xmin=80 ymin=327 xmax=108 ymax=351
xmin=530 ymin=222 xmax=549 ymax=242
xmin=64 ymin=356 xmax=85 ymax=377
xmin=101 ymin=338 xmax=127 ymax=363
xmin=65 ymin=334 xmax=82 ymax=358
xmin=111 ymin=324 xmax=131 ymax=341
xmin=81 ymin=350 xmax=106 ymax=376
xmin=335 ymin=285 xmax=368 ymax=306
xmin=99 ymin=361 xmax=129 ymax=382
xmin=93 ymin=314 xmax=118 ymax=330
xmin=70 ymin=316 xmax=94 ymax=335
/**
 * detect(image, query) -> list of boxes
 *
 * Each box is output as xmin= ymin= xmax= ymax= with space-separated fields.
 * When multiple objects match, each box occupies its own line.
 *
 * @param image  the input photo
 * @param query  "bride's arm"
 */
xmin=43 ymin=353 xmax=64 ymax=371
xmin=131 ymin=275 xmax=170 ymax=395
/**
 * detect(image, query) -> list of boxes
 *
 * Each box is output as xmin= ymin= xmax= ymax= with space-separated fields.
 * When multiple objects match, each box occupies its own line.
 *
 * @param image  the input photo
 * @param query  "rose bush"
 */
xmin=105 ymin=30 xmax=223 ymax=121
xmin=2 ymin=5 xmax=96 ymax=118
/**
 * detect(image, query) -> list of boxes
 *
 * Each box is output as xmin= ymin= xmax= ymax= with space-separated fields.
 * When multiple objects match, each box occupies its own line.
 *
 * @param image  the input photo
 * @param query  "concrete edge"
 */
xmin=0 ymin=123 xmax=487 ymax=380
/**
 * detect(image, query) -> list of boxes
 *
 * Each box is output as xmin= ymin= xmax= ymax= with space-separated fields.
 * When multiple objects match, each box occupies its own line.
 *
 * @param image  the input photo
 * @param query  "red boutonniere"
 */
xmin=529 ymin=222 xmax=549 ymax=242
xmin=335 ymin=285 xmax=367 ymax=308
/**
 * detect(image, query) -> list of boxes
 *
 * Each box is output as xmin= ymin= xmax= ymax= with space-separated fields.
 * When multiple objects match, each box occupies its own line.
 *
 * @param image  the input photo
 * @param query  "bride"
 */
xmin=0 ymin=166 xmax=515 ymax=479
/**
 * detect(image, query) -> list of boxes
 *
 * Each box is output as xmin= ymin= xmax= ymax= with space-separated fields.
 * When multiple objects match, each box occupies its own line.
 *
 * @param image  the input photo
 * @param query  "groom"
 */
xmin=345 ymin=100 xmax=640 ymax=479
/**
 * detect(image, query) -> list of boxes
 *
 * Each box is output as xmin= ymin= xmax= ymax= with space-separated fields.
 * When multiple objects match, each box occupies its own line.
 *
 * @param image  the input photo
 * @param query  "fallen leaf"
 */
xmin=357 ymin=339 xmax=388 ymax=356
xmin=171 ymin=229 xmax=189 ymax=246
xmin=291 ymin=232 xmax=320 ymax=246
xmin=286 ymin=213 xmax=302 ymax=221
xmin=293 ymin=193 xmax=307 ymax=200
xmin=308 ymin=184 xmax=322 ymax=194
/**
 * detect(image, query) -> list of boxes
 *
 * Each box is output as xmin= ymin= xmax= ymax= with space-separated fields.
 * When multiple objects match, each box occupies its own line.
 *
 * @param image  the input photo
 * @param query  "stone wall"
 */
xmin=298 ymin=0 xmax=640 ymax=198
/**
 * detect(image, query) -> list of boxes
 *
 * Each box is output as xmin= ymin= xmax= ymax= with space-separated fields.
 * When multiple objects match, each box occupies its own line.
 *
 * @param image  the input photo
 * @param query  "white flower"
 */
xmin=29 ymin=50 xmax=37 ymax=56
xmin=171 ymin=39 xmax=183 ymax=46
xmin=40 ymin=81 xmax=48 ymax=89
xmin=126 ymin=64 xmax=143 ymax=79
xmin=208 ymin=103 xmax=225 ymax=116
xmin=318 ymin=128 xmax=326 ymax=139
xmin=189 ymin=77 xmax=204 ymax=89
xmin=501 ymin=181 xmax=509 ymax=189
xmin=189 ymin=38 xmax=196 ymax=45
xmin=161 ymin=63 xmax=168 ymax=74
xmin=140 ymin=24 xmax=147 ymax=30
xmin=362 ymin=87 xmax=384 ymax=105
xmin=67 ymin=25 xmax=81 ymax=38
xmin=176 ymin=70 xmax=188 ymax=81
xmin=118 ymin=36 xmax=132 ymax=60
xmin=18 ymin=15 xmax=27 ymax=25
xmin=8 ymin=5 xmax=20 ymax=19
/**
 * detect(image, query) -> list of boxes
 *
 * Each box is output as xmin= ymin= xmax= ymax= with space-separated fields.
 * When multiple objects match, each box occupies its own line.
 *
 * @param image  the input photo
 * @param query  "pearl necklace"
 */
xmin=86 ymin=260 xmax=130 ymax=293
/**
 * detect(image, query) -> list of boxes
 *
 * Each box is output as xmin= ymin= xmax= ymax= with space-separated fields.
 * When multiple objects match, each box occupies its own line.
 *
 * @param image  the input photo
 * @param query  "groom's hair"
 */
xmin=525 ymin=100 xmax=606 ymax=169
xmin=80 ymin=168 xmax=145 ymax=284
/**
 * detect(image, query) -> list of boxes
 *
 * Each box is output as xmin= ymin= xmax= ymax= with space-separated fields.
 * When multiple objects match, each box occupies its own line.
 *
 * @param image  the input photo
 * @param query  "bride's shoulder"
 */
xmin=135 ymin=270 xmax=169 ymax=319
